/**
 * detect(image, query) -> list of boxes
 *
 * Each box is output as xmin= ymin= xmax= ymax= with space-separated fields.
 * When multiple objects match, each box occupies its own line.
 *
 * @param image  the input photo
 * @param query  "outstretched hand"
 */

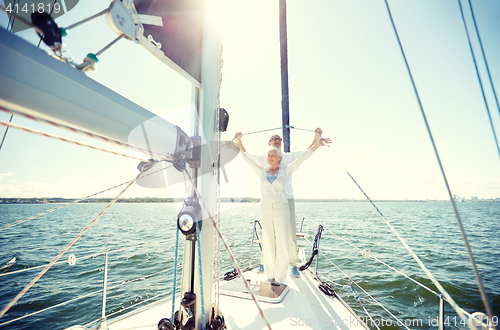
xmin=318 ymin=137 xmax=331 ymax=147
xmin=311 ymin=137 xmax=331 ymax=151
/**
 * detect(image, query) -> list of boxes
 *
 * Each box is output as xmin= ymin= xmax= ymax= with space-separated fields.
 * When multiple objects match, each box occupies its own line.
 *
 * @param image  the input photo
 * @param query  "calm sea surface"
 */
xmin=0 ymin=202 xmax=498 ymax=329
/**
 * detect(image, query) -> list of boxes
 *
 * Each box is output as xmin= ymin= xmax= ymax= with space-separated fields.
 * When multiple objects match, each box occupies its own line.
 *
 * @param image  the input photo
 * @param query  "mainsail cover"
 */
xmin=135 ymin=0 xmax=203 ymax=84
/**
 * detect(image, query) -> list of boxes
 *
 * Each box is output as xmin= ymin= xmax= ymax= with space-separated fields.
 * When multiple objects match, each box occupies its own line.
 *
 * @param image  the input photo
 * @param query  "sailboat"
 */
xmin=0 ymin=0 xmax=498 ymax=329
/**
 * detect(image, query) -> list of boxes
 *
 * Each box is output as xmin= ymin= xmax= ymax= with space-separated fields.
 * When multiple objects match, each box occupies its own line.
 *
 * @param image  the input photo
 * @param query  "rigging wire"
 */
xmin=464 ymin=0 xmax=500 ymax=120
xmin=457 ymin=0 xmax=500 ymax=162
xmin=0 ymin=167 xmax=148 ymax=319
xmin=382 ymin=0 xmax=495 ymax=326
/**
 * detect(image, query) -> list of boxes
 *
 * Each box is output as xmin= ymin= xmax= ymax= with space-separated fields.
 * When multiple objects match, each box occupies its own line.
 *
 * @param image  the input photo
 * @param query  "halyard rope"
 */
xmin=183 ymin=169 xmax=272 ymax=330
xmin=0 ymin=106 xmax=171 ymax=160
xmin=0 ymin=167 xmax=148 ymax=319
xmin=0 ymin=119 xmax=148 ymax=161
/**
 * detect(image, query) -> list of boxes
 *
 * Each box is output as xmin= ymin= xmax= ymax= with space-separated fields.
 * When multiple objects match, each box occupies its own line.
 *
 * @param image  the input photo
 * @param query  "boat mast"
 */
xmin=279 ymin=0 xmax=290 ymax=153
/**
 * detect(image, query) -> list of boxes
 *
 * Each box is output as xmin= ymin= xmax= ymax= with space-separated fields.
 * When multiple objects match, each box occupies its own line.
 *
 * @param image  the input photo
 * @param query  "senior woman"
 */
xmin=233 ymin=133 xmax=331 ymax=285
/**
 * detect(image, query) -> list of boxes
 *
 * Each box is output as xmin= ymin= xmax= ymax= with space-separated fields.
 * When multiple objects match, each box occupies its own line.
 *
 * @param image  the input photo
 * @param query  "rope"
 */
xmin=0 ymin=167 xmax=146 ymax=319
xmin=0 ymin=107 xmax=171 ymax=160
xmin=213 ymin=38 xmax=224 ymax=316
xmin=346 ymin=169 xmax=467 ymax=323
xmin=299 ymin=225 xmax=323 ymax=271
xmin=0 ymin=119 xmax=148 ymax=161
xmin=457 ymin=1 xmax=500 ymax=163
xmin=182 ymin=169 xmax=272 ymax=330
xmin=302 ymin=216 xmax=440 ymax=297
xmin=0 ymin=165 xmax=171 ymax=232
xmin=318 ymin=281 xmax=336 ymax=297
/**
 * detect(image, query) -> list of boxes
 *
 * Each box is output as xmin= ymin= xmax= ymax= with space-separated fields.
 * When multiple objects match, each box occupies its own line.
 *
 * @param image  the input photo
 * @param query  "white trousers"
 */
xmin=288 ymin=199 xmax=298 ymax=267
xmin=260 ymin=203 xmax=290 ymax=283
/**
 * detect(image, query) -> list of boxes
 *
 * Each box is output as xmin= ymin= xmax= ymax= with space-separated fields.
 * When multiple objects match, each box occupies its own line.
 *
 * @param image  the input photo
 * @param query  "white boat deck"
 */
xmin=218 ymin=266 xmax=368 ymax=330
xmin=98 ymin=249 xmax=367 ymax=330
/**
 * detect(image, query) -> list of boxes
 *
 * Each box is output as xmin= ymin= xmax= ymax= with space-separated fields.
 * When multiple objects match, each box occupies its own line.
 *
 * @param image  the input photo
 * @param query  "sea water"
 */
xmin=0 ymin=202 xmax=498 ymax=329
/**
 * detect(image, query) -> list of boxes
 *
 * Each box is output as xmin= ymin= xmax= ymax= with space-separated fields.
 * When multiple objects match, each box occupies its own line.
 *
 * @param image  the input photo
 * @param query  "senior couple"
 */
xmin=230 ymin=129 xmax=331 ymax=286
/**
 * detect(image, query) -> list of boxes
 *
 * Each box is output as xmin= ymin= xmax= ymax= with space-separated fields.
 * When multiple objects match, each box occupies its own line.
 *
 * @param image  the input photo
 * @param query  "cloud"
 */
xmin=0 ymin=173 xmax=14 ymax=181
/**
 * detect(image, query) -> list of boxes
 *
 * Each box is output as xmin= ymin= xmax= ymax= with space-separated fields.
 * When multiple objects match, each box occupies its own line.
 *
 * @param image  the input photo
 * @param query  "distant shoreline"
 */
xmin=0 ymin=197 xmax=498 ymax=204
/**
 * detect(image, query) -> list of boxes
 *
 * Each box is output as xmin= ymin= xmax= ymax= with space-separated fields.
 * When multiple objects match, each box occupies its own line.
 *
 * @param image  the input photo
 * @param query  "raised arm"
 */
xmin=234 ymin=133 xmax=263 ymax=174
xmin=286 ymin=137 xmax=332 ymax=175
xmin=240 ymin=151 xmax=263 ymax=175
xmin=307 ymin=128 xmax=323 ymax=149
xmin=234 ymin=132 xmax=246 ymax=152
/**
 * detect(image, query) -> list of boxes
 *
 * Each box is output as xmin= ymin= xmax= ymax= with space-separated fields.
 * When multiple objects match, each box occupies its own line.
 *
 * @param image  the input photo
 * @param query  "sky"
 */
xmin=0 ymin=0 xmax=499 ymax=201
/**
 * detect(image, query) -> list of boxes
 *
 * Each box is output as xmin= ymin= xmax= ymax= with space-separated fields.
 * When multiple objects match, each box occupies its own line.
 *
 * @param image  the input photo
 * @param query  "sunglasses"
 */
xmin=269 ymin=137 xmax=282 ymax=142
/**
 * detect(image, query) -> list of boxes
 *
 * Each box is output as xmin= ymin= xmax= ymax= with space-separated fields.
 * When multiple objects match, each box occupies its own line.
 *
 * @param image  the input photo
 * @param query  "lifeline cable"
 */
xmin=349 ymin=282 xmax=380 ymax=330
xmin=0 ymin=106 xmax=171 ymax=160
xmin=302 ymin=216 xmax=440 ymax=297
xmin=302 ymin=234 xmax=411 ymax=330
xmin=383 ymin=0 xmax=495 ymax=326
xmin=346 ymin=169 xmax=467 ymax=324
xmin=0 ymin=167 xmax=148 ymax=319
xmin=0 ymin=264 xmax=176 ymax=327
xmin=0 ymin=119 xmax=148 ymax=161
xmin=182 ymin=169 xmax=272 ymax=330
xmin=0 ymin=238 xmax=175 ymax=278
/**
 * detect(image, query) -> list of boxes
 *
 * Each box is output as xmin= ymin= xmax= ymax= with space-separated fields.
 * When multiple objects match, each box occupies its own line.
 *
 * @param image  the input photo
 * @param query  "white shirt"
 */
xmin=241 ymin=150 xmax=312 ymax=204
xmin=246 ymin=151 xmax=306 ymax=199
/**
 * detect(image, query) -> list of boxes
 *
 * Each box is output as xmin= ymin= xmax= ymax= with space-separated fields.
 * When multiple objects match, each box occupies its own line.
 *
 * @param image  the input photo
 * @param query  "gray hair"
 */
xmin=268 ymin=147 xmax=282 ymax=159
